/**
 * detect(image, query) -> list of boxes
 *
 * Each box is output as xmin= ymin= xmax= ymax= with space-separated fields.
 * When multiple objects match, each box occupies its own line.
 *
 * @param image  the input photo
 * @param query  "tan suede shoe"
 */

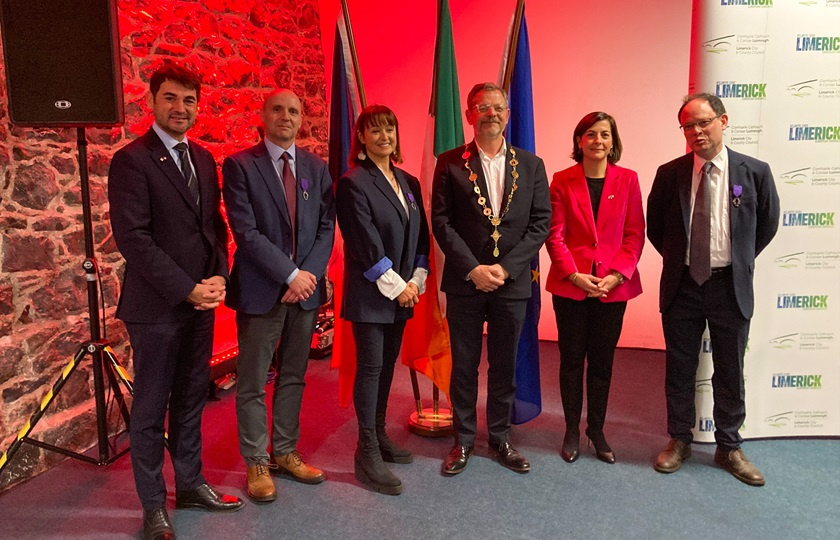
xmin=246 ymin=463 xmax=277 ymax=502
xmin=714 ymin=447 xmax=766 ymax=486
xmin=274 ymin=450 xmax=326 ymax=484
xmin=654 ymin=439 xmax=692 ymax=473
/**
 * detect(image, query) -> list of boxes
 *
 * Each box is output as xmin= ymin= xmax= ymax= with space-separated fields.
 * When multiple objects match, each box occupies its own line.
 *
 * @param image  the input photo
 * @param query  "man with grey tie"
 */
xmin=647 ymin=93 xmax=779 ymax=486
xmin=222 ymin=89 xmax=335 ymax=502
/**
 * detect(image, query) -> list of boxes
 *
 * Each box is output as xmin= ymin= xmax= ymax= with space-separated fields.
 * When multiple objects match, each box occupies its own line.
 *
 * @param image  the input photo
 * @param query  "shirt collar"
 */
xmin=152 ymin=122 xmax=188 ymax=151
xmin=476 ymin=139 xmax=507 ymax=162
xmin=264 ymin=138 xmax=296 ymax=162
xmin=693 ymin=145 xmax=727 ymax=173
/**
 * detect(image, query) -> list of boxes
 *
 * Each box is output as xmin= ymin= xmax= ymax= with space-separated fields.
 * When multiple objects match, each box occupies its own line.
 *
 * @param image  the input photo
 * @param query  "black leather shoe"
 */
xmin=442 ymin=444 xmax=473 ymax=475
xmin=143 ymin=507 xmax=175 ymax=540
xmin=175 ymin=483 xmax=244 ymax=512
xmin=493 ymin=442 xmax=530 ymax=473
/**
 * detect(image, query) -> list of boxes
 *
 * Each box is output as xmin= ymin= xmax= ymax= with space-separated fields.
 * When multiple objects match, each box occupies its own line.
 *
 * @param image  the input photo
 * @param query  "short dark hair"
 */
xmin=571 ymin=111 xmax=623 ymax=164
xmin=350 ymin=104 xmax=403 ymax=166
xmin=677 ymin=92 xmax=726 ymax=121
xmin=150 ymin=63 xmax=202 ymax=101
xmin=466 ymin=82 xmax=509 ymax=111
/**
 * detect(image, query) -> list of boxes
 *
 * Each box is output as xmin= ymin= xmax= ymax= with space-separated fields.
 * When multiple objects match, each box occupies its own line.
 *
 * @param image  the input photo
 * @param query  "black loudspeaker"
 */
xmin=0 ymin=0 xmax=124 ymax=127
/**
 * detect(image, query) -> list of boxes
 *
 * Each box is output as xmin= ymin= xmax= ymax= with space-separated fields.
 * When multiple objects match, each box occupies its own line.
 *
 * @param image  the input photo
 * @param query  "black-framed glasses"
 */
xmin=680 ymin=116 xmax=720 ymax=132
xmin=473 ymin=103 xmax=508 ymax=115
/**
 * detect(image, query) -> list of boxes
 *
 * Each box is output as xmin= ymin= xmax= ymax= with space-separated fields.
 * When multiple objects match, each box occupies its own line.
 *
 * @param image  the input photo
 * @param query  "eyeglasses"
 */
xmin=680 ymin=116 xmax=719 ymax=132
xmin=472 ymin=104 xmax=508 ymax=115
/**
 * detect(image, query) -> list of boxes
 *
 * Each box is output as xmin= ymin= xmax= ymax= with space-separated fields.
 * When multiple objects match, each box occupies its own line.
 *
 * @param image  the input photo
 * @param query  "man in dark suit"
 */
xmin=431 ymin=82 xmax=551 ymax=475
xmin=222 ymin=89 xmax=335 ymax=502
xmin=647 ymin=93 xmax=779 ymax=486
xmin=108 ymin=64 xmax=243 ymax=540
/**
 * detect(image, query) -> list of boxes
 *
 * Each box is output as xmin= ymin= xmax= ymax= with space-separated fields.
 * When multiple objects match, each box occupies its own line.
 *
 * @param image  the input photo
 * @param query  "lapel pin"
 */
xmin=159 ymin=156 xmax=168 ymax=162
xmin=301 ymin=178 xmax=310 ymax=201
xmin=608 ymin=194 xmax=615 ymax=200
xmin=732 ymin=184 xmax=742 ymax=207
xmin=407 ymin=191 xmax=418 ymax=211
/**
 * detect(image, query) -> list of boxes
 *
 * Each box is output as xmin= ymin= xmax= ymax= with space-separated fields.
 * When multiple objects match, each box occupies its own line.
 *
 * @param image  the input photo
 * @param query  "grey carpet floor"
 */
xmin=1 ymin=344 xmax=837 ymax=539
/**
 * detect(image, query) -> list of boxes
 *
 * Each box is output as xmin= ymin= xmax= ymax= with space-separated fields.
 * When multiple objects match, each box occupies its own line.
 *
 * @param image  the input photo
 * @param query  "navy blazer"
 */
xmin=647 ymin=147 xmax=780 ymax=319
xmin=108 ymin=128 xmax=229 ymax=323
xmin=336 ymin=160 xmax=430 ymax=324
xmin=222 ymin=142 xmax=335 ymax=314
xmin=431 ymin=141 xmax=551 ymax=299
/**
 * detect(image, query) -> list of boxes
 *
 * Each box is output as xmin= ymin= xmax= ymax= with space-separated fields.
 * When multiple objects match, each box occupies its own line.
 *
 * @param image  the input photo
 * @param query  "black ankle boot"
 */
xmin=376 ymin=426 xmax=414 ymax=464
xmin=355 ymin=428 xmax=403 ymax=495
xmin=586 ymin=428 xmax=616 ymax=464
xmin=561 ymin=425 xmax=580 ymax=463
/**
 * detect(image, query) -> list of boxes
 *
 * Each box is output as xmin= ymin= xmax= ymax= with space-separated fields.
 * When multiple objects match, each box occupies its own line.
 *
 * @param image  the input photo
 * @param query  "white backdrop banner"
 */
xmin=689 ymin=0 xmax=840 ymax=441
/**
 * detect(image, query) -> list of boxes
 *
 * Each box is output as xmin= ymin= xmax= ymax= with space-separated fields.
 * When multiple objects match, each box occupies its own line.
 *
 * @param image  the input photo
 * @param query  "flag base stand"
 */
xmin=407 ymin=369 xmax=453 ymax=437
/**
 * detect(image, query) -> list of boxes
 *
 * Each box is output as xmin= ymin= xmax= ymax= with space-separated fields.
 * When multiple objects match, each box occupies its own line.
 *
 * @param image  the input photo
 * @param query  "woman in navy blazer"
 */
xmin=545 ymin=112 xmax=645 ymax=464
xmin=335 ymin=105 xmax=429 ymax=495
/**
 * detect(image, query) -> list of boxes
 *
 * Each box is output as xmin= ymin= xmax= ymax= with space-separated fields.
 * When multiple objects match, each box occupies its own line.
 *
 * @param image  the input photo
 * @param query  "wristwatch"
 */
xmin=610 ymin=270 xmax=625 ymax=284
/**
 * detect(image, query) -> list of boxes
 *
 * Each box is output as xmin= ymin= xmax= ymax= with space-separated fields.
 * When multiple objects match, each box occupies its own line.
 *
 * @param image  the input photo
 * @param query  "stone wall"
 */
xmin=0 ymin=0 xmax=327 ymax=491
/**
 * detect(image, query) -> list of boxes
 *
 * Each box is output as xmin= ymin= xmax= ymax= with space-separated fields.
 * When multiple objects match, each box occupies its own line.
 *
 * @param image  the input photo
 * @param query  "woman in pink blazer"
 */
xmin=545 ymin=112 xmax=645 ymax=464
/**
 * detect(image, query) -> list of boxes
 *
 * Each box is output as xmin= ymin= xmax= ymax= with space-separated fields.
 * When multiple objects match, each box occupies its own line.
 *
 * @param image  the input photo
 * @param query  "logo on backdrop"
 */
xmin=778 ymin=166 xmax=840 ymax=187
xmin=728 ymin=123 xmax=763 ymax=145
xmin=782 ymin=210 xmax=835 ymax=228
xmin=786 ymin=78 xmax=840 ymax=98
xmin=698 ymin=417 xmax=715 ymax=432
xmin=788 ymin=124 xmax=840 ymax=142
xmin=774 ymin=249 xmax=840 ymax=270
xmin=716 ymin=81 xmax=767 ymax=99
xmin=795 ymin=34 xmax=840 ymax=52
xmin=776 ymin=294 xmax=829 ymax=310
xmin=770 ymin=332 xmax=835 ymax=351
xmin=771 ymin=373 xmax=823 ymax=388
xmin=765 ymin=410 xmax=829 ymax=429
xmin=719 ymin=0 xmax=773 ymax=6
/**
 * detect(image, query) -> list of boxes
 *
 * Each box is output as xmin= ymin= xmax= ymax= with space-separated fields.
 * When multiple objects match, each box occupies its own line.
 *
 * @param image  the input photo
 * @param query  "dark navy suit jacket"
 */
xmin=335 ymin=160 xmax=430 ymax=324
xmin=431 ymin=141 xmax=551 ymax=299
xmin=108 ymin=128 xmax=229 ymax=323
xmin=647 ymin=147 xmax=780 ymax=319
xmin=222 ymin=142 xmax=335 ymax=314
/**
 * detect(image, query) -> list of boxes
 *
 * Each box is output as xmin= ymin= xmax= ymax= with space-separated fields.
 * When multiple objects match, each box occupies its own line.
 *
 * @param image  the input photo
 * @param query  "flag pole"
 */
xmin=341 ymin=0 xmax=366 ymax=108
xmin=502 ymin=0 xmax=525 ymax=91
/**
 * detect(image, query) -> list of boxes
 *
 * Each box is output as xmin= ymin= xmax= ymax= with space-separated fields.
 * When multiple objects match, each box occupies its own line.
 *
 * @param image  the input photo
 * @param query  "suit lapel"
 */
xmin=678 ymin=154 xmax=694 ymax=237
xmin=728 ymin=147 xmax=744 ymax=241
xmin=570 ymin=164 xmax=597 ymax=238
xmin=371 ymin=163 xmax=408 ymax=225
xmin=395 ymin=169 xmax=417 ymax=238
xmin=146 ymin=130 xmax=200 ymax=219
xmin=467 ymin=141 xmax=492 ymax=217
xmin=254 ymin=145 xmax=291 ymax=229
xmin=192 ymin=146 xmax=214 ymax=220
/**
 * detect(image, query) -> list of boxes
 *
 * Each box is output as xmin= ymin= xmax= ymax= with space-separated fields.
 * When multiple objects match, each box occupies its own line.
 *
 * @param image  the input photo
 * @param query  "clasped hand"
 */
xmin=187 ymin=275 xmax=226 ymax=310
xmin=469 ymin=264 xmax=509 ymax=292
xmin=282 ymin=270 xmax=318 ymax=303
xmin=397 ymin=282 xmax=420 ymax=308
xmin=572 ymin=272 xmax=620 ymax=298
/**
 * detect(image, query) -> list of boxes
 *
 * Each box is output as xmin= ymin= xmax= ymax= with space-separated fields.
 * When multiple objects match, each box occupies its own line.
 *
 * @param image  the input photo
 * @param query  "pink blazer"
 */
xmin=545 ymin=163 xmax=645 ymax=302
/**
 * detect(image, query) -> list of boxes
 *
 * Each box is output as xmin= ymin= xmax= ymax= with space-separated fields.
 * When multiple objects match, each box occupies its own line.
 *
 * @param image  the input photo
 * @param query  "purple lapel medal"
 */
xmin=732 ymin=184 xmax=742 ymax=207
xmin=301 ymin=178 xmax=309 ymax=201
xmin=407 ymin=191 xmax=417 ymax=210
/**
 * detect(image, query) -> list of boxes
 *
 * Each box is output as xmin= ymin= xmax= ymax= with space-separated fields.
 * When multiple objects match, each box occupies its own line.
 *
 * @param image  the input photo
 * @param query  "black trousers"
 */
xmin=126 ymin=310 xmax=214 ymax=510
xmin=662 ymin=267 xmax=749 ymax=449
xmin=552 ymin=296 xmax=627 ymax=432
xmin=351 ymin=320 xmax=407 ymax=430
xmin=446 ymin=294 xmax=527 ymax=448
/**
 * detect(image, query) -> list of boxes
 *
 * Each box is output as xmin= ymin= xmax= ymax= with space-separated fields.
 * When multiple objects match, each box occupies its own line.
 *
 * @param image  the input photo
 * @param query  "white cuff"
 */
xmin=408 ymin=268 xmax=428 ymax=295
xmin=376 ymin=268 xmax=407 ymax=300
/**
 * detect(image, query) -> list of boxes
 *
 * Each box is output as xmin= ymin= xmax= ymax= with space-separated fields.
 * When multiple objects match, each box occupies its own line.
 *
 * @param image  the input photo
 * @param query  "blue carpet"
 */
xmin=1 ymin=344 xmax=837 ymax=539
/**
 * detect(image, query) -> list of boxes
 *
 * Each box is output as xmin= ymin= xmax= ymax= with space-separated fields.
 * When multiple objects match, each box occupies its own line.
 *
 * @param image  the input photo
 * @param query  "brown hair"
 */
xmin=150 ymin=63 xmax=202 ymax=101
xmin=571 ymin=111 xmax=622 ymax=164
xmin=350 ymin=104 xmax=403 ymax=166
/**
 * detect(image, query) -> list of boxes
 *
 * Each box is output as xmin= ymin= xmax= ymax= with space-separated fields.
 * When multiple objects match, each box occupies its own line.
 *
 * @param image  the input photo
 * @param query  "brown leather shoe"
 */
xmin=654 ymin=439 xmax=692 ymax=473
xmin=714 ymin=447 xmax=765 ymax=486
xmin=246 ymin=463 xmax=277 ymax=502
xmin=274 ymin=450 xmax=326 ymax=484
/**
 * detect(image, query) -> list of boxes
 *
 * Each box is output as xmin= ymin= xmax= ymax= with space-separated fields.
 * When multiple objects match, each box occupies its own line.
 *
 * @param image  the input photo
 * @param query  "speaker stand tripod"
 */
xmin=0 ymin=128 xmax=134 ymax=477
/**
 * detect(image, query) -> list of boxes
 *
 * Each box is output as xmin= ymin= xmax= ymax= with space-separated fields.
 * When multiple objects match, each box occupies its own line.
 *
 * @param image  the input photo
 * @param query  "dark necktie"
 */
xmin=174 ymin=142 xmax=200 ymax=206
xmin=280 ymin=152 xmax=296 ymax=258
xmin=690 ymin=161 xmax=713 ymax=285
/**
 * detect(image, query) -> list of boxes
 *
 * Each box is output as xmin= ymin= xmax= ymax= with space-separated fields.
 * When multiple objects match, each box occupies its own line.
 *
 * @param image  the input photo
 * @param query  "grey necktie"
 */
xmin=690 ymin=161 xmax=713 ymax=285
xmin=174 ymin=142 xmax=200 ymax=206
